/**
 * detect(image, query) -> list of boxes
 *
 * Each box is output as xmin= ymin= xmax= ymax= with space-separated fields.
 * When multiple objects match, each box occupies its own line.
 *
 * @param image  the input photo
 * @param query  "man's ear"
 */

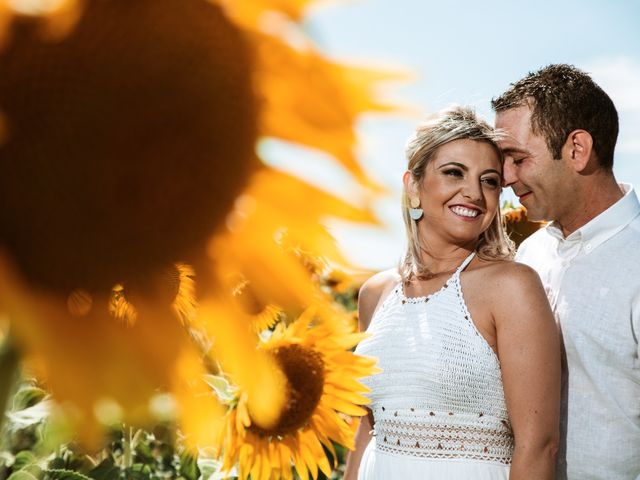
xmin=563 ymin=129 xmax=594 ymax=173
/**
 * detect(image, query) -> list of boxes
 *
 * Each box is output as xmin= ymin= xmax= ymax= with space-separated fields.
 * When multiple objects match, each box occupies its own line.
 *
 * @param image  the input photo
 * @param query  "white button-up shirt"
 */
xmin=516 ymin=183 xmax=640 ymax=480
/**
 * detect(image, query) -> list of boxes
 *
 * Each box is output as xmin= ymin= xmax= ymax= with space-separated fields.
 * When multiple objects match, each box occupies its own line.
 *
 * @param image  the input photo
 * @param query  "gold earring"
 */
xmin=409 ymin=196 xmax=420 ymax=208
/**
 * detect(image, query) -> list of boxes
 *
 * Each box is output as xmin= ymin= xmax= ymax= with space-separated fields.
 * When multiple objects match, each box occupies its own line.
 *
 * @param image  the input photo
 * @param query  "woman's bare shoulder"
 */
xmin=472 ymin=258 xmax=542 ymax=290
xmin=360 ymin=268 xmax=401 ymax=295
xmin=358 ymin=268 xmax=400 ymax=331
xmin=472 ymin=259 xmax=549 ymax=319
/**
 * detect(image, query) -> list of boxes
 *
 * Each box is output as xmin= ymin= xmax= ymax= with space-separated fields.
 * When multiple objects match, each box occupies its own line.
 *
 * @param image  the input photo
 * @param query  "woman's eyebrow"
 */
xmin=437 ymin=161 xmax=467 ymax=170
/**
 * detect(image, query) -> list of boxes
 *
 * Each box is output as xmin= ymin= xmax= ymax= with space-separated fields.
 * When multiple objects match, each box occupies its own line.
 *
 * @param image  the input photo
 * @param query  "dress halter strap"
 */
xmin=456 ymin=251 xmax=476 ymax=275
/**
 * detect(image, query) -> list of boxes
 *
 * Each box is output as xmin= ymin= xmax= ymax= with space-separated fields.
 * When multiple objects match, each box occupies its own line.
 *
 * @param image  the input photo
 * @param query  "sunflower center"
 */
xmin=252 ymin=344 xmax=325 ymax=437
xmin=0 ymin=0 xmax=257 ymax=292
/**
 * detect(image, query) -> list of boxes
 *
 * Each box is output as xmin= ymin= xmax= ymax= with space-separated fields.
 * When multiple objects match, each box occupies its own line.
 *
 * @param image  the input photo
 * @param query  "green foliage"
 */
xmin=0 ymin=387 xmax=210 ymax=480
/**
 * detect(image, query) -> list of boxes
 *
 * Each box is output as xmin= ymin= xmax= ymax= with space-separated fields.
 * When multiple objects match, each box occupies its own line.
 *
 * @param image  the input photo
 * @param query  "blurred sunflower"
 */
xmin=323 ymin=268 xmax=352 ymax=294
xmin=502 ymin=204 xmax=546 ymax=247
xmin=109 ymin=263 xmax=197 ymax=327
xmin=216 ymin=307 xmax=379 ymax=480
xmin=0 ymin=0 xmax=400 ymax=450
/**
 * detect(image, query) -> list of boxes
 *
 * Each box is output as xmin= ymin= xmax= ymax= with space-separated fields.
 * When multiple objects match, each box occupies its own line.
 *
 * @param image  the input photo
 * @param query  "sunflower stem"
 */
xmin=123 ymin=425 xmax=133 ymax=469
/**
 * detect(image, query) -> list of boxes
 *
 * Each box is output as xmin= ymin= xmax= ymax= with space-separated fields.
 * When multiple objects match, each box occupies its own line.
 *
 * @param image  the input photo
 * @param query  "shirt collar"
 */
xmin=545 ymin=183 xmax=640 ymax=252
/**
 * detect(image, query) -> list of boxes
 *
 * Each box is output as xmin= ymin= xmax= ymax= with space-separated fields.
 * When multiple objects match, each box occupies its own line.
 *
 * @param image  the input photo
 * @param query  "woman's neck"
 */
xmin=417 ymin=233 xmax=476 ymax=275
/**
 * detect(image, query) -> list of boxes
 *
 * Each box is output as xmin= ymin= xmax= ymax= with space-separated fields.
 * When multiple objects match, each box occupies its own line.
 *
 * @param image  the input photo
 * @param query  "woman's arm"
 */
xmin=491 ymin=262 xmax=561 ymax=480
xmin=343 ymin=409 xmax=373 ymax=480
xmin=343 ymin=271 xmax=397 ymax=479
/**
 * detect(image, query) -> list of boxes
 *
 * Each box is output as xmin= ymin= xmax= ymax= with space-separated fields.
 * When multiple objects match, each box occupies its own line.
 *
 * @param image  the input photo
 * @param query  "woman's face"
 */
xmin=407 ymin=138 xmax=502 ymax=247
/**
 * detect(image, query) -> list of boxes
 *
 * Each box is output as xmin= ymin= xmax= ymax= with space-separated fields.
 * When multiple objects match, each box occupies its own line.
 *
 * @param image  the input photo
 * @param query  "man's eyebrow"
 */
xmin=501 ymin=146 xmax=530 ymax=156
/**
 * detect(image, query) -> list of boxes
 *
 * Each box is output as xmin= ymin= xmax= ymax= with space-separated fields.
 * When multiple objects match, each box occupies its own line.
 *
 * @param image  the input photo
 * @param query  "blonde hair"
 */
xmin=400 ymin=106 xmax=514 ymax=281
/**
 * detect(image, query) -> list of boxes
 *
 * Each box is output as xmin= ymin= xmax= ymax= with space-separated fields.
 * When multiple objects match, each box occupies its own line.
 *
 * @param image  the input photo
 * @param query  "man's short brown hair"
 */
xmin=492 ymin=64 xmax=618 ymax=170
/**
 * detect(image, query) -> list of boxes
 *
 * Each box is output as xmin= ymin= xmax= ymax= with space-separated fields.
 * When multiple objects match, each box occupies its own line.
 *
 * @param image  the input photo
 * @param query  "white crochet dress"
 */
xmin=354 ymin=253 xmax=513 ymax=479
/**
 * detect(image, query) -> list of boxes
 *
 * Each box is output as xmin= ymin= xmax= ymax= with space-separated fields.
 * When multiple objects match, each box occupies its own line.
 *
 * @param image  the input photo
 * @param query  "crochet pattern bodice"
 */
xmin=355 ymin=253 xmax=514 ymax=464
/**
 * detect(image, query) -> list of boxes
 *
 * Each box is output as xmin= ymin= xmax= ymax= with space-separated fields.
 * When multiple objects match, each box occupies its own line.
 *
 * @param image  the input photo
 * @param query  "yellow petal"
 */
xmin=199 ymin=299 xmax=287 ymax=430
xmin=217 ymin=0 xmax=316 ymax=28
xmin=322 ymin=394 xmax=367 ymax=417
xmin=252 ymin=33 xmax=401 ymax=191
xmin=173 ymin=351 xmax=225 ymax=450
xmin=292 ymin=440 xmax=309 ymax=480
xmin=323 ymin=383 xmax=370 ymax=406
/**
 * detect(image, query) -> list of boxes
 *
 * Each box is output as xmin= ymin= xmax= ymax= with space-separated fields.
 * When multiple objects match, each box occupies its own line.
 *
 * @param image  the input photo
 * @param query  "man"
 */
xmin=493 ymin=64 xmax=640 ymax=479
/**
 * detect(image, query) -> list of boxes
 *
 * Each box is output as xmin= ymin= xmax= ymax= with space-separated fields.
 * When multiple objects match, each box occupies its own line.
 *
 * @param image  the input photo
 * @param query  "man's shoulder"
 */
xmin=596 ymin=209 xmax=640 ymax=251
xmin=624 ymin=211 xmax=640 ymax=237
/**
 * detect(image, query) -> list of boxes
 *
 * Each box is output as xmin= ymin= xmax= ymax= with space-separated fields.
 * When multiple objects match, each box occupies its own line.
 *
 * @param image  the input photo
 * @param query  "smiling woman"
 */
xmin=345 ymin=106 xmax=561 ymax=480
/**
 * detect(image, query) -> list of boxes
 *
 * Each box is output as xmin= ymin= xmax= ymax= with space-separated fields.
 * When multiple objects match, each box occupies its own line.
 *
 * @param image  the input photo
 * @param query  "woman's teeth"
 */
xmin=450 ymin=206 xmax=479 ymax=218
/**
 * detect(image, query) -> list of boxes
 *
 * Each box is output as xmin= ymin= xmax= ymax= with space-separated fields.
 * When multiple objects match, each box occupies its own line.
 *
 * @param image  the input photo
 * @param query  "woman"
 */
xmin=345 ymin=106 xmax=560 ymax=479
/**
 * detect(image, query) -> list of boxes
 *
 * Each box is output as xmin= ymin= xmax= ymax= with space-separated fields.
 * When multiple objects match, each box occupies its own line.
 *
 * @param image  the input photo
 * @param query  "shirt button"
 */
xmin=585 ymin=244 xmax=592 ymax=252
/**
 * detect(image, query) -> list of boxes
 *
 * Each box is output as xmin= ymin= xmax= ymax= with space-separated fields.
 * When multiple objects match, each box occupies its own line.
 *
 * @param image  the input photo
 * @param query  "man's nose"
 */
xmin=502 ymin=161 xmax=517 ymax=188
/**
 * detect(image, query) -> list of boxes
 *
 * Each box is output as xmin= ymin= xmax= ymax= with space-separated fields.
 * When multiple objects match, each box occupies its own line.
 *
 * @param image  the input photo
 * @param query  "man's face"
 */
xmin=495 ymin=105 xmax=571 ymax=223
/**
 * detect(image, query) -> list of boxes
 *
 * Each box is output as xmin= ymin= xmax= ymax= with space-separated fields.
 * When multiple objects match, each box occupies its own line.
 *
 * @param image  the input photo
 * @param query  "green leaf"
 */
xmin=6 ymin=401 xmax=51 ymax=431
xmin=202 ymin=375 xmax=236 ymax=404
xmin=87 ymin=458 xmax=119 ymax=480
xmin=196 ymin=459 xmax=226 ymax=480
xmin=7 ymin=471 xmax=39 ymax=480
xmin=12 ymin=451 xmax=37 ymax=471
xmin=46 ymin=469 xmax=93 ymax=480
xmin=12 ymin=386 xmax=47 ymax=411
xmin=123 ymin=464 xmax=150 ymax=480
xmin=179 ymin=451 xmax=199 ymax=480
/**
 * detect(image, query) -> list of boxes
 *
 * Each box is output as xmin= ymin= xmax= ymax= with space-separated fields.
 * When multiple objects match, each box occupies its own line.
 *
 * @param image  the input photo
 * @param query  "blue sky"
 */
xmin=265 ymin=1 xmax=640 ymax=270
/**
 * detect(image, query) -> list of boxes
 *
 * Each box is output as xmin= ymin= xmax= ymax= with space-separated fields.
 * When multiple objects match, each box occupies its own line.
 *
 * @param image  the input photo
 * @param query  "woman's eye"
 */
xmin=443 ymin=168 xmax=463 ymax=178
xmin=482 ymin=177 xmax=500 ymax=188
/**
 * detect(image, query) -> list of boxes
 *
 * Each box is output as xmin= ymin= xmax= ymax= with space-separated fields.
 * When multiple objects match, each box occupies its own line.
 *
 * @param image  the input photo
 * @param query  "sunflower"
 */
xmin=502 ymin=204 xmax=546 ymax=247
xmin=216 ymin=307 xmax=379 ymax=480
xmin=109 ymin=263 xmax=197 ymax=327
xmin=0 ymin=0 xmax=401 ymax=449
xmin=250 ymin=304 xmax=283 ymax=334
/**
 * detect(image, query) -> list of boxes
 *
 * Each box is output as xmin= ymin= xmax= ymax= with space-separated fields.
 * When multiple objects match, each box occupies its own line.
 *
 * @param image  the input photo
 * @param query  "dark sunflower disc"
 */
xmin=0 ymin=0 xmax=258 ymax=293
xmin=252 ymin=344 xmax=326 ymax=437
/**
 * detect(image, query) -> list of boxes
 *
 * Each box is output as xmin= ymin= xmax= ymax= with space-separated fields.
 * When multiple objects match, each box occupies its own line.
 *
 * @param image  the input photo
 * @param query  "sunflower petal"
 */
xmin=322 ymin=394 xmax=368 ymax=417
xmin=199 ymin=299 xmax=287 ymax=430
xmin=292 ymin=441 xmax=310 ymax=480
xmin=252 ymin=33 xmax=402 ymax=191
